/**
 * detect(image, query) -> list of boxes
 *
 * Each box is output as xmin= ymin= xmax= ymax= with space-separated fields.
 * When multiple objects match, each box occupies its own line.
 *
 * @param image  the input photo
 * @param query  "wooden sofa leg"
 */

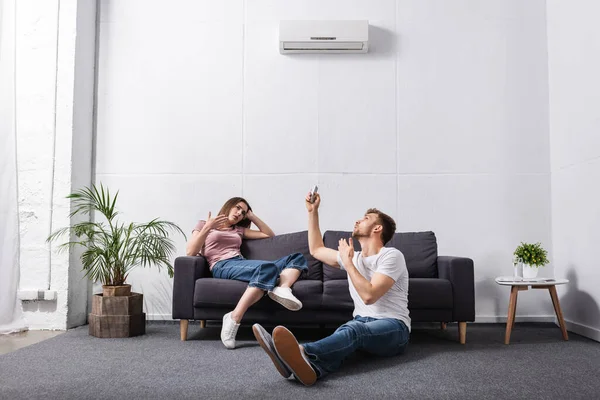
xmin=441 ymin=322 xmax=447 ymax=330
xmin=458 ymin=322 xmax=467 ymax=344
xmin=200 ymin=320 xmax=206 ymax=329
xmin=180 ymin=319 xmax=189 ymax=341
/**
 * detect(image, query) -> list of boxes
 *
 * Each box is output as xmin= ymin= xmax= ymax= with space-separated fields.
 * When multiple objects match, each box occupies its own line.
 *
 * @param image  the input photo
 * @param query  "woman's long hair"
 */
xmin=218 ymin=197 xmax=252 ymax=228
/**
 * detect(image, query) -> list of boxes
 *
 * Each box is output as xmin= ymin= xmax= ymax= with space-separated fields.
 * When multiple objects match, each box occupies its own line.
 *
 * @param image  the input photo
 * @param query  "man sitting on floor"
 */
xmin=252 ymin=192 xmax=411 ymax=385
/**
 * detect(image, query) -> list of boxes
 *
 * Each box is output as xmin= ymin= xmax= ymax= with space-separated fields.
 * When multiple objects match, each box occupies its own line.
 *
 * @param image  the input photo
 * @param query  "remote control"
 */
xmin=310 ymin=185 xmax=319 ymax=203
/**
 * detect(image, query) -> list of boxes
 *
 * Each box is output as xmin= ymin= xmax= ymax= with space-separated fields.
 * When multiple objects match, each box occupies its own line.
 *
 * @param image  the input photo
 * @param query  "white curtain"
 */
xmin=0 ymin=0 xmax=26 ymax=334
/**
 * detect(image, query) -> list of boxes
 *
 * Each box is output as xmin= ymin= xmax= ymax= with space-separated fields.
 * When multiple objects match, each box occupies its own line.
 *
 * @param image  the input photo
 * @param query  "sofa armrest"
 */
xmin=172 ymin=256 xmax=210 ymax=320
xmin=437 ymin=256 xmax=475 ymax=322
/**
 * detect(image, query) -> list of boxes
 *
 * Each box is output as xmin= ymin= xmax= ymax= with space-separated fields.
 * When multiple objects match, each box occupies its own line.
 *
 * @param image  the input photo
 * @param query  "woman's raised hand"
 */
xmin=205 ymin=211 xmax=228 ymax=230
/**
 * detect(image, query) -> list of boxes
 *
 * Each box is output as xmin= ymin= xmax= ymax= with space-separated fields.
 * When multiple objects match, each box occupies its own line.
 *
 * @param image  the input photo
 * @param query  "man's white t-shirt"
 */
xmin=337 ymin=247 xmax=411 ymax=332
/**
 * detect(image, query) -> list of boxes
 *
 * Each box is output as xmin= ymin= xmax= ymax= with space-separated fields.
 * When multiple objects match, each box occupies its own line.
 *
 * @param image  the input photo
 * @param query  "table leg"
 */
xmin=505 ymin=286 xmax=519 ymax=344
xmin=548 ymin=286 xmax=569 ymax=341
xmin=512 ymin=293 xmax=518 ymax=329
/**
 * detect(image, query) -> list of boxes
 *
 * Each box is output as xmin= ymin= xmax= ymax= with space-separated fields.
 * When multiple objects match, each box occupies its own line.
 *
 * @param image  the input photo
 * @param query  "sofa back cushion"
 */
xmin=240 ymin=230 xmax=322 ymax=280
xmin=387 ymin=231 xmax=438 ymax=278
xmin=322 ymin=231 xmax=359 ymax=280
xmin=322 ymin=230 xmax=438 ymax=279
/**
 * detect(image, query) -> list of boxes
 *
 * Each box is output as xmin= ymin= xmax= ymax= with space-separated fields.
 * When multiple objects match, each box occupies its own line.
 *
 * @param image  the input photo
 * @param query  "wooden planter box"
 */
xmin=89 ymin=293 xmax=145 ymax=338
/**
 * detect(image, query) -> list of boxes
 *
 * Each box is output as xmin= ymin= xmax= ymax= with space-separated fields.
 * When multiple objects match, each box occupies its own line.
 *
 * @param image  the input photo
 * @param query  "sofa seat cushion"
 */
xmin=322 ymin=280 xmax=354 ymax=310
xmin=323 ymin=278 xmax=453 ymax=311
xmin=409 ymin=278 xmax=453 ymax=309
xmin=193 ymin=278 xmax=323 ymax=309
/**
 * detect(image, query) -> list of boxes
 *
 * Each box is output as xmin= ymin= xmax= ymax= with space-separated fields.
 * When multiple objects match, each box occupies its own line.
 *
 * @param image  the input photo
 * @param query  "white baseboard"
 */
xmin=146 ymin=314 xmax=173 ymax=321
xmin=564 ymin=319 xmax=600 ymax=342
xmin=475 ymin=315 xmax=556 ymax=323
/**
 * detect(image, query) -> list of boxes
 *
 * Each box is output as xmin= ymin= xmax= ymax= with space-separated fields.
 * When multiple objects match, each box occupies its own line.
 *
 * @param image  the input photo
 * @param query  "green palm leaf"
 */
xmin=47 ymin=183 xmax=186 ymax=286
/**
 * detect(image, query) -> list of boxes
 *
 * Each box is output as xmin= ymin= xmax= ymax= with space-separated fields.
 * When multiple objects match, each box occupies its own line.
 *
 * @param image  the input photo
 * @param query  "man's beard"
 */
xmin=352 ymin=229 xmax=368 ymax=238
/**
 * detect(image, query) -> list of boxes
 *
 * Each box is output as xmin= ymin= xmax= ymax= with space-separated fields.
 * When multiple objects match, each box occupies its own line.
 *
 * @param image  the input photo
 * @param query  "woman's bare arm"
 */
xmin=185 ymin=212 xmax=228 ymax=255
xmin=243 ymin=210 xmax=275 ymax=239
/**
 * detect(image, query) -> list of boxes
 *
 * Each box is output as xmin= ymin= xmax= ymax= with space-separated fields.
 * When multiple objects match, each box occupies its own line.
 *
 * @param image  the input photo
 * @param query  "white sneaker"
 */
xmin=268 ymin=286 xmax=302 ymax=311
xmin=221 ymin=312 xmax=240 ymax=349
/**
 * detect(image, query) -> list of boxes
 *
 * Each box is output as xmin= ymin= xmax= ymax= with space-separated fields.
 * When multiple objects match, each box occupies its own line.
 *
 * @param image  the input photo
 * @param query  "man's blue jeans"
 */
xmin=211 ymin=253 xmax=308 ymax=291
xmin=302 ymin=315 xmax=410 ymax=378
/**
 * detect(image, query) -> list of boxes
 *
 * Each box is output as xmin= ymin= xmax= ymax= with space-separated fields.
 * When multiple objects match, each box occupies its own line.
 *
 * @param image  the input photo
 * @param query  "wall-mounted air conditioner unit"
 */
xmin=279 ymin=20 xmax=369 ymax=54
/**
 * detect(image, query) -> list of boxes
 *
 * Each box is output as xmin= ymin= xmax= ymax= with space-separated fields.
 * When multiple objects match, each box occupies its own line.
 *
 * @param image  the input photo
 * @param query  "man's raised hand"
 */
xmin=338 ymin=237 xmax=354 ymax=263
xmin=305 ymin=192 xmax=321 ymax=212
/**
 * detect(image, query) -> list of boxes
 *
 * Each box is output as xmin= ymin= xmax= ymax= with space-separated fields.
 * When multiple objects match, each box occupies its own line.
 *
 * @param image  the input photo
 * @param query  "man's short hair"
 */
xmin=366 ymin=208 xmax=396 ymax=245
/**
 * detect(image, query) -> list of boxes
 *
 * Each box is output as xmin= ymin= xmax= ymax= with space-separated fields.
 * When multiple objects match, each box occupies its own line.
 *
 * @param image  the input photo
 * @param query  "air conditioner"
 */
xmin=279 ymin=20 xmax=369 ymax=54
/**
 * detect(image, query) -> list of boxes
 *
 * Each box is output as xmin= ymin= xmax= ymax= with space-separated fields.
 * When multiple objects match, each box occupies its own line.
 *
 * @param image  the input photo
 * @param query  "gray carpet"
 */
xmin=0 ymin=322 xmax=598 ymax=399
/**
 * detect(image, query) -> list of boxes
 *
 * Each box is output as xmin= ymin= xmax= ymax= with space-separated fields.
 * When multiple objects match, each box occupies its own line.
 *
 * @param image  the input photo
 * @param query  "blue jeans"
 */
xmin=302 ymin=315 xmax=410 ymax=378
xmin=211 ymin=253 xmax=308 ymax=291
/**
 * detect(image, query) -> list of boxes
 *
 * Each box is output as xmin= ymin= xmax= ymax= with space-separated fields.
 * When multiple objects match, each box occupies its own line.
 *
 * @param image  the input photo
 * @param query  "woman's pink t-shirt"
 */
xmin=193 ymin=220 xmax=245 ymax=269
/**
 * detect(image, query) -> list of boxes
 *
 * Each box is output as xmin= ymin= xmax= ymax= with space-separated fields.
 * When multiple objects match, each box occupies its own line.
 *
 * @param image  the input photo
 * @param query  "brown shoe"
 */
xmin=272 ymin=326 xmax=317 ymax=386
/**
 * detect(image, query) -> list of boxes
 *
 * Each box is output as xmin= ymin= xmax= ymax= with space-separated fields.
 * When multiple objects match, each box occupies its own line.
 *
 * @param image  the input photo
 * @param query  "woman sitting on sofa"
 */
xmin=186 ymin=197 xmax=307 ymax=349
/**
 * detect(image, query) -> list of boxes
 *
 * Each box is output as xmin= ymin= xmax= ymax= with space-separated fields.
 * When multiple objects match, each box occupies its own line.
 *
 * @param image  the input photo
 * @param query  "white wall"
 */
xmin=16 ymin=0 xmax=95 ymax=330
xmin=16 ymin=0 xmax=66 ymax=329
xmin=16 ymin=0 xmax=59 ymax=302
xmin=547 ymin=0 xmax=600 ymax=340
xmin=96 ymin=0 xmax=552 ymax=321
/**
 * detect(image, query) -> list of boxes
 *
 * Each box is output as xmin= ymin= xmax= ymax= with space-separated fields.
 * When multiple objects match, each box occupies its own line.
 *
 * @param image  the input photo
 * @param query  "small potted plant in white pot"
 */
xmin=513 ymin=242 xmax=549 ymax=279
xmin=47 ymin=184 xmax=185 ymax=337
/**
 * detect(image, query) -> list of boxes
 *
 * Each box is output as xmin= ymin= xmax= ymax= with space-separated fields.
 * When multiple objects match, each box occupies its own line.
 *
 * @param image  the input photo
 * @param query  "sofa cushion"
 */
xmin=193 ymin=278 xmax=323 ymax=309
xmin=321 ymin=278 xmax=452 ymax=311
xmin=408 ymin=278 xmax=453 ymax=309
xmin=322 ymin=231 xmax=358 ymax=280
xmin=387 ymin=231 xmax=438 ymax=278
xmin=322 ymin=280 xmax=354 ymax=310
xmin=323 ymin=230 xmax=438 ymax=279
xmin=240 ymin=231 xmax=322 ymax=280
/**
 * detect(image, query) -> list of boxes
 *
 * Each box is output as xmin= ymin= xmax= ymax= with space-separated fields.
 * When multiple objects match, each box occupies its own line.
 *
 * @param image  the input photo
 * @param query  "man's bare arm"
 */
xmin=306 ymin=193 xmax=339 ymax=267
xmin=338 ymin=238 xmax=395 ymax=304
xmin=345 ymin=260 xmax=395 ymax=304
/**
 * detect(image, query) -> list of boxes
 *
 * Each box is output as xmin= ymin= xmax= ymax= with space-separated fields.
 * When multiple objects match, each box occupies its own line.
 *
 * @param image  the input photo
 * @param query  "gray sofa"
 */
xmin=172 ymin=230 xmax=475 ymax=343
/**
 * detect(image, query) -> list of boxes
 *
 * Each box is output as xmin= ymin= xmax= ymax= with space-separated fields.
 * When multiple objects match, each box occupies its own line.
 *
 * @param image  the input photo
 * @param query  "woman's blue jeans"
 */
xmin=211 ymin=253 xmax=308 ymax=291
xmin=302 ymin=315 xmax=410 ymax=378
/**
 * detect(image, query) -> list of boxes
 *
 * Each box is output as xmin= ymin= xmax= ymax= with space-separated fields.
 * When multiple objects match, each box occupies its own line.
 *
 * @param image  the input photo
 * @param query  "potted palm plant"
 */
xmin=47 ymin=184 xmax=185 ymax=337
xmin=513 ymin=242 xmax=549 ymax=279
